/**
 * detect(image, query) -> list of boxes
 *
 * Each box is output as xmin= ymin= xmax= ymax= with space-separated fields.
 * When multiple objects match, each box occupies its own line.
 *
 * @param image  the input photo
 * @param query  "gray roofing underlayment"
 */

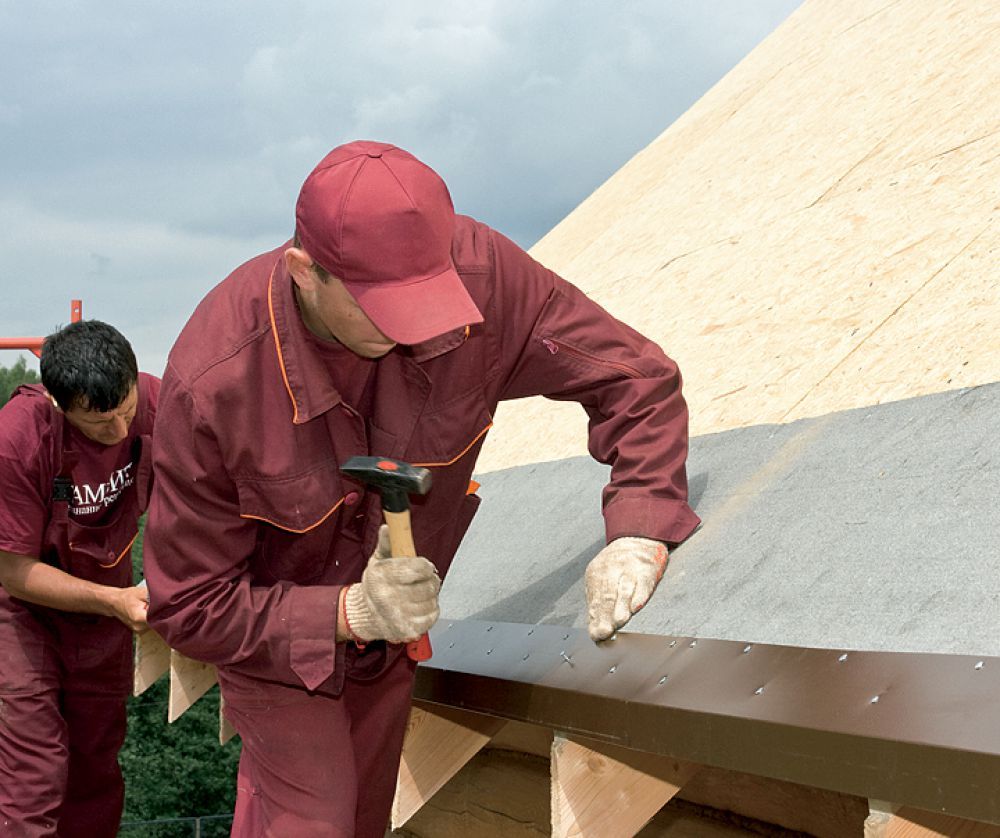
xmin=440 ymin=382 xmax=1000 ymax=656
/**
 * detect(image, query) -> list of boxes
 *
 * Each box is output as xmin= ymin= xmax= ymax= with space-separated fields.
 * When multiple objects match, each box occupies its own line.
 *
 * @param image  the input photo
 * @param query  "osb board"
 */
xmin=485 ymin=719 xmax=866 ymax=837
xmin=394 ymin=745 xmax=856 ymax=838
xmin=678 ymin=767 xmax=868 ymax=838
xmin=475 ymin=0 xmax=999 ymax=474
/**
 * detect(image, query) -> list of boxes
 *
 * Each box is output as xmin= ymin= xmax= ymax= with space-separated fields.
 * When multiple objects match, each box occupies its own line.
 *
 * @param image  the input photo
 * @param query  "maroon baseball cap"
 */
xmin=295 ymin=141 xmax=483 ymax=345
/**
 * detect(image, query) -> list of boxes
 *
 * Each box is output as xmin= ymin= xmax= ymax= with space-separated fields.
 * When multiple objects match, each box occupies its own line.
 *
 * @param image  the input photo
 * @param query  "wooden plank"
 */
xmin=399 ymin=746 xmax=552 ymax=837
xmin=132 ymin=628 xmax=171 ymax=696
xmin=167 ymin=649 xmax=217 ymax=723
xmin=391 ymin=704 xmax=508 ymax=830
xmin=866 ymin=805 xmax=1000 ymax=838
xmin=219 ymin=694 xmax=237 ymax=745
xmin=550 ymin=735 xmax=700 ymax=838
xmin=675 ymin=768 xmax=869 ymax=838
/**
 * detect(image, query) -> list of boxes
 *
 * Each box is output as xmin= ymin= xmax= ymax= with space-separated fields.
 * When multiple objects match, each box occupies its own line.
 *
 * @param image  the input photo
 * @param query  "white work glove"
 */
xmin=344 ymin=525 xmax=441 ymax=643
xmin=585 ymin=536 xmax=669 ymax=641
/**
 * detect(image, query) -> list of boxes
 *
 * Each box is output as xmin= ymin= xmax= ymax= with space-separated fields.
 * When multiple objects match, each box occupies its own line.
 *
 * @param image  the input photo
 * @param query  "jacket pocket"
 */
xmin=404 ymin=393 xmax=493 ymax=471
xmin=235 ymin=463 xmax=344 ymax=584
xmin=402 ymin=392 xmax=492 ymax=573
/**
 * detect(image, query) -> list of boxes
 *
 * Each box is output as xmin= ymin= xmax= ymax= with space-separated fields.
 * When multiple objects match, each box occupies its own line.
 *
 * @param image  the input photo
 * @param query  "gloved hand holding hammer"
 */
xmin=339 ymin=456 xmax=440 ymax=659
xmin=338 ymin=524 xmax=441 ymax=645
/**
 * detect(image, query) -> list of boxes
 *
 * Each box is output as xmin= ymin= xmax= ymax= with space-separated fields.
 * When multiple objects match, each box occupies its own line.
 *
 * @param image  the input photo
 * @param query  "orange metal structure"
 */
xmin=0 ymin=300 xmax=83 ymax=357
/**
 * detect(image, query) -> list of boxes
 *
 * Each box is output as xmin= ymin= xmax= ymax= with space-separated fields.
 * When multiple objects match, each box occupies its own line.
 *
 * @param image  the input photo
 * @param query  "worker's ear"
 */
xmin=285 ymin=246 xmax=320 ymax=292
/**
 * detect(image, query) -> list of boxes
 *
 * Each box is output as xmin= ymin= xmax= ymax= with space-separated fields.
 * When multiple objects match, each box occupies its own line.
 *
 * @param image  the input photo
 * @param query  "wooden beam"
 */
xmin=391 ymin=703 xmax=508 ymax=830
xmin=219 ymin=695 xmax=237 ymax=745
xmin=132 ymin=628 xmax=171 ymax=696
xmin=167 ymin=649 xmax=217 ymax=723
xmin=550 ymin=735 xmax=700 ymax=838
xmin=866 ymin=803 xmax=1000 ymax=838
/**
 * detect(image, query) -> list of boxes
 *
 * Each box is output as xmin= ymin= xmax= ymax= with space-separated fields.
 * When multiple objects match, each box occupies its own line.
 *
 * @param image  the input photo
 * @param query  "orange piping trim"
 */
xmin=240 ymin=496 xmax=346 ymax=534
xmin=267 ymin=268 xmax=300 ymax=424
xmin=413 ymin=422 xmax=493 ymax=468
xmin=99 ymin=531 xmax=139 ymax=569
xmin=467 ymin=480 xmax=481 ymax=495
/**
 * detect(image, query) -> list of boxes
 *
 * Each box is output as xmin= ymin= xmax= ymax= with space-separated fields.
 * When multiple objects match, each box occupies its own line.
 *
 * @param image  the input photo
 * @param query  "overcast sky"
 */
xmin=1 ymin=1 xmax=801 ymax=374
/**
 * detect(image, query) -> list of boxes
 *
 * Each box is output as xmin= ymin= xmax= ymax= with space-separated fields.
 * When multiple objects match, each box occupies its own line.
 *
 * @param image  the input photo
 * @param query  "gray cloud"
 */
xmin=0 ymin=0 xmax=801 ymax=374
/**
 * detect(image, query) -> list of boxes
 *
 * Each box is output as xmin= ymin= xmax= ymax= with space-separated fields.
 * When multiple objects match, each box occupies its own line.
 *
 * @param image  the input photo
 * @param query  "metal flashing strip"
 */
xmin=413 ymin=619 xmax=1000 ymax=824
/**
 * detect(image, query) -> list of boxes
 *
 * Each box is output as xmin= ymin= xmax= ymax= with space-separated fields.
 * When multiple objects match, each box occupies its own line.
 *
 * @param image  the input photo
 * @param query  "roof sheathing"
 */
xmin=476 ymin=0 xmax=1000 ymax=473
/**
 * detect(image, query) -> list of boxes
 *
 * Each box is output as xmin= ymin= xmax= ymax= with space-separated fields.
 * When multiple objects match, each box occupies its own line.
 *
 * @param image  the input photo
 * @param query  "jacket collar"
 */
xmin=267 ymin=257 xmax=469 ymax=425
xmin=267 ymin=258 xmax=343 ymax=424
xmin=403 ymin=325 xmax=470 ymax=363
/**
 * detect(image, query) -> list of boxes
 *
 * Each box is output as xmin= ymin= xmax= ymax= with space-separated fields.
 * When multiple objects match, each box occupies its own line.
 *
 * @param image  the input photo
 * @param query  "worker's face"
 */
xmin=285 ymin=247 xmax=398 ymax=359
xmin=62 ymin=385 xmax=138 ymax=446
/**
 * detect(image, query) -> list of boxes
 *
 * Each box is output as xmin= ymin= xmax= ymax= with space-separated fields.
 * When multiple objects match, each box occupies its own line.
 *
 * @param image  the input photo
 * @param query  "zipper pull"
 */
xmin=541 ymin=338 xmax=558 ymax=355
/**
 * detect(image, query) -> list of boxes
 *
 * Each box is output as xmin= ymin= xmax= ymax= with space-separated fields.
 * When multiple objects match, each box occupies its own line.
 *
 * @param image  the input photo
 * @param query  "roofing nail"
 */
xmin=522 ymin=654 xmax=530 ymax=661
xmin=871 ymin=695 xmax=881 ymax=704
xmin=560 ymin=651 xmax=574 ymax=666
xmin=658 ymin=676 xmax=669 ymax=685
xmin=486 ymin=625 xmax=493 ymax=632
xmin=742 ymin=644 xmax=752 ymax=654
xmin=689 ymin=640 xmax=698 ymax=648
xmin=486 ymin=648 xmax=493 ymax=656
xmin=838 ymin=653 xmax=849 ymax=662
xmin=669 ymin=640 xmax=677 ymax=648
xmin=754 ymin=686 xmax=765 ymax=695
xmin=975 ymin=661 xmax=985 ymax=670
xmin=608 ymin=665 xmax=618 ymax=674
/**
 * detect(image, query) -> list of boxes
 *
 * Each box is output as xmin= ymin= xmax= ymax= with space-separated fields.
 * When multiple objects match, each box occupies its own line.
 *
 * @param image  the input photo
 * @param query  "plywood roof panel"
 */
xmin=476 ymin=0 xmax=999 ymax=473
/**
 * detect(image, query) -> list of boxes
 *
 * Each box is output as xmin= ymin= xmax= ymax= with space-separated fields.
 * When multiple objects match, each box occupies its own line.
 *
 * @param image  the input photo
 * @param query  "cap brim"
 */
xmin=343 ymin=265 xmax=484 ymax=346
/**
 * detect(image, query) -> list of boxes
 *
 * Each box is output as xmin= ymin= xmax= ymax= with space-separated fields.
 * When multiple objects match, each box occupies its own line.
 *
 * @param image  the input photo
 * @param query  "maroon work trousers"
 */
xmin=0 ymin=606 xmax=132 ymax=837
xmin=222 ymin=644 xmax=417 ymax=838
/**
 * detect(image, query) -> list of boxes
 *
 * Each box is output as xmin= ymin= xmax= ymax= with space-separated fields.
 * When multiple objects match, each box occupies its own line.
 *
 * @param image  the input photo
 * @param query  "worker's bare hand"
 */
xmin=112 ymin=585 xmax=150 ymax=632
xmin=585 ymin=537 xmax=668 ymax=642
xmin=345 ymin=525 xmax=440 ymax=643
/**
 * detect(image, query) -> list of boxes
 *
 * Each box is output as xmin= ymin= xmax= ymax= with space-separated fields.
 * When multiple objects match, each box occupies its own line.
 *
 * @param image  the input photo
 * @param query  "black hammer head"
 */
xmin=340 ymin=456 xmax=432 ymax=513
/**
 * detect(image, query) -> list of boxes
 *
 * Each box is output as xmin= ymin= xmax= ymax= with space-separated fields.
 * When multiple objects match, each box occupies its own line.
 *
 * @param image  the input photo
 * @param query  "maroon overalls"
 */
xmin=145 ymin=217 xmax=700 ymax=836
xmin=0 ymin=385 xmax=152 ymax=837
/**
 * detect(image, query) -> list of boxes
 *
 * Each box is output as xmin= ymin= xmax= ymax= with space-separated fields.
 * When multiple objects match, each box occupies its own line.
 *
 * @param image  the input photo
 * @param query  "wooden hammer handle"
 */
xmin=382 ymin=509 xmax=433 ymax=662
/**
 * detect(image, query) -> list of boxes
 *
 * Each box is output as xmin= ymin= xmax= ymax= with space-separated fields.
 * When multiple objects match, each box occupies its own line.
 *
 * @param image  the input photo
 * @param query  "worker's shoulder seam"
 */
xmin=452 ymin=215 xmax=493 ymax=275
xmin=176 ymin=324 xmax=272 ymax=385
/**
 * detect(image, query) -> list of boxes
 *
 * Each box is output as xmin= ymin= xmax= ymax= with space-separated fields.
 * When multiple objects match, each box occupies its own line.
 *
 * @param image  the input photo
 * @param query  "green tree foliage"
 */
xmin=119 ymin=519 xmax=240 ymax=831
xmin=0 ymin=356 xmax=40 ymax=406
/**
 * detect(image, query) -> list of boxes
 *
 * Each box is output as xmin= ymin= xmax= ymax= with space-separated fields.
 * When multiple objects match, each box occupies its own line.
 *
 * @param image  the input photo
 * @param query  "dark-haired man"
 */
xmin=145 ymin=141 xmax=699 ymax=836
xmin=0 ymin=320 xmax=158 ymax=837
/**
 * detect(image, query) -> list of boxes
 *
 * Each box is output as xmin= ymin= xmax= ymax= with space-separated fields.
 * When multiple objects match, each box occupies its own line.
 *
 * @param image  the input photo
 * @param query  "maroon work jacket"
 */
xmin=144 ymin=216 xmax=699 ymax=696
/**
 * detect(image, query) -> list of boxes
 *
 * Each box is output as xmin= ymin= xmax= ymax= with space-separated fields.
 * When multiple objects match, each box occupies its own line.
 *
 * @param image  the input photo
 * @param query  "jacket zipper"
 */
xmin=541 ymin=338 xmax=644 ymax=379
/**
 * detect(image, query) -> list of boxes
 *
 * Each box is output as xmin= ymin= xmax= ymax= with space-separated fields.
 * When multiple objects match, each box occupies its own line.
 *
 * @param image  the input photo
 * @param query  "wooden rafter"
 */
xmin=391 ymin=703 xmax=509 ymax=830
xmin=167 ymin=649 xmax=217 ymax=723
xmin=133 ymin=628 xmax=170 ymax=696
xmin=550 ymin=734 xmax=700 ymax=837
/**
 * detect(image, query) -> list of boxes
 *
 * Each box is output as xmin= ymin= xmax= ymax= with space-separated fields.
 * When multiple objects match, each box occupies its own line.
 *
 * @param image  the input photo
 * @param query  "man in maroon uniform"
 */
xmin=0 ymin=321 xmax=158 ymax=837
xmin=144 ymin=141 xmax=700 ymax=836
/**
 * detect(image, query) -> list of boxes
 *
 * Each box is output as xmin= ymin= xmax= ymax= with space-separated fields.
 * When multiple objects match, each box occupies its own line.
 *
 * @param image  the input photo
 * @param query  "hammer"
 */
xmin=340 ymin=456 xmax=434 ymax=661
